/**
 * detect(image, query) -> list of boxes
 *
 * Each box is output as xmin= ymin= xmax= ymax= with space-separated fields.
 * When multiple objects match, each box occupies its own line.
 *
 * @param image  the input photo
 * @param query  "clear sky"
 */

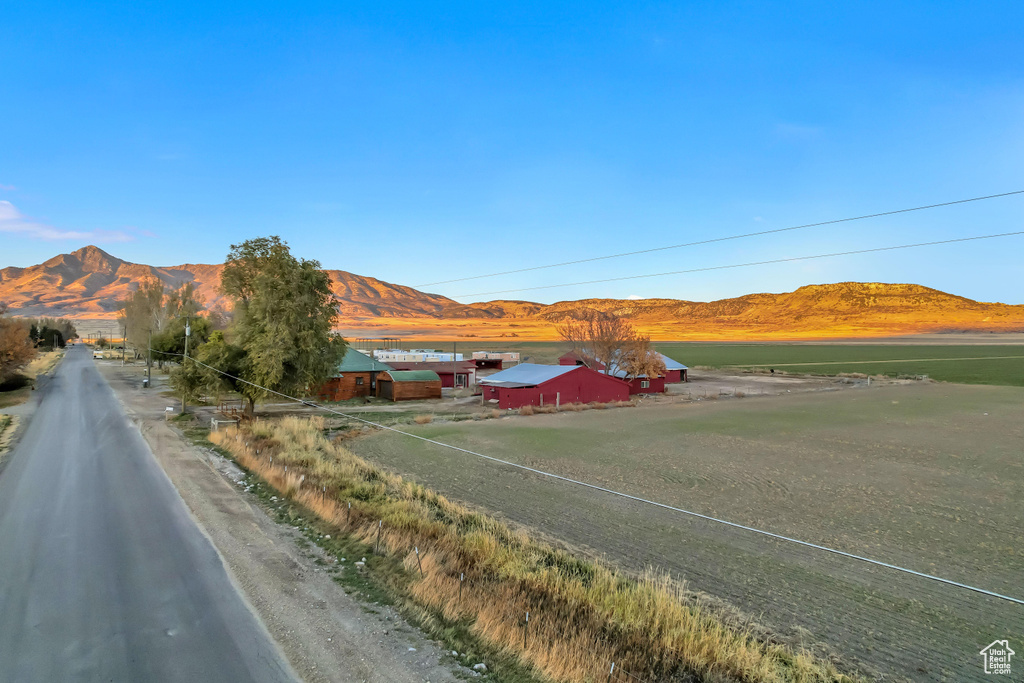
xmin=2 ymin=2 xmax=1023 ymax=304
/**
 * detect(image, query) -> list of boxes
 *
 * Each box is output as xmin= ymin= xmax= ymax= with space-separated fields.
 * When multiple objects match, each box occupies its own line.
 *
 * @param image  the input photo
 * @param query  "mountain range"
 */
xmin=1 ymin=246 xmax=1022 ymax=339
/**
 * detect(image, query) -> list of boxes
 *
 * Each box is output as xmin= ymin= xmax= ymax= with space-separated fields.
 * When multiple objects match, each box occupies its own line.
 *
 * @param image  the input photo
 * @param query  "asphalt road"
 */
xmin=0 ymin=345 xmax=297 ymax=683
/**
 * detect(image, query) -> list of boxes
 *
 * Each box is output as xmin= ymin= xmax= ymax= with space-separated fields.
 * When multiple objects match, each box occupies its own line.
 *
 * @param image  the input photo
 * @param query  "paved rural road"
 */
xmin=0 ymin=346 xmax=298 ymax=683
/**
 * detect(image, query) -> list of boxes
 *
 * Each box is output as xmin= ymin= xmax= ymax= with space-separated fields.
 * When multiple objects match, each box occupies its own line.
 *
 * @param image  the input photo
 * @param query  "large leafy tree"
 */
xmin=218 ymin=236 xmax=346 ymax=413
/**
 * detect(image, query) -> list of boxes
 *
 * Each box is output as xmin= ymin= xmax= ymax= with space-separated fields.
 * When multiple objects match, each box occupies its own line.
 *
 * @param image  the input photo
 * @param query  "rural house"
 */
xmin=478 ymin=363 xmax=629 ymax=409
xmin=316 ymin=349 xmax=393 ymax=402
xmin=376 ymin=370 xmax=442 ymax=401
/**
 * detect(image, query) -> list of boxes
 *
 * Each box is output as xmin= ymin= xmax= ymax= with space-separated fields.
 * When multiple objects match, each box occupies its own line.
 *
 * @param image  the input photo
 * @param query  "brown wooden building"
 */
xmin=376 ymin=370 xmax=442 ymax=402
xmin=316 ymin=349 xmax=394 ymax=402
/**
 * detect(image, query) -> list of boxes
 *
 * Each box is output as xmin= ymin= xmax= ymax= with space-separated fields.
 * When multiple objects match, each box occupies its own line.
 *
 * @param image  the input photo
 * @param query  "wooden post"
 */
xmin=375 ymin=520 xmax=382 ymax=554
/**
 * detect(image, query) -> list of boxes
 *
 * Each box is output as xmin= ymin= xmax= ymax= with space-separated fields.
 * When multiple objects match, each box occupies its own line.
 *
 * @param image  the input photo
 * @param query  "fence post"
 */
xmin=415 ymin=546 xmax=424 ymax=577
xmin=459 ymin=572 xmax=464 ymax=602
xmin=607 ymin=662 xmax=615 ymax=683
xmin=523 ymin=611 xmax=529 ymax=650
xmin=375 ymin=519 xmax=383 ymax=554
xmin=556 ymin=392 xmax=560 ymax=409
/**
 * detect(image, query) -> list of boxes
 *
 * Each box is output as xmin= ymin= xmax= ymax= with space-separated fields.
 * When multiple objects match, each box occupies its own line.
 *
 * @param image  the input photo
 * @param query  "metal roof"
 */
xmin=656 ymin=352 xmax=688 ymax=370
xmin=477 ymin=363 xmax=579 ymax=387
xmin=383 ymin=370 xmax=441 ymax=382
xmin=337 ymin=348 xmax=393 ymax=374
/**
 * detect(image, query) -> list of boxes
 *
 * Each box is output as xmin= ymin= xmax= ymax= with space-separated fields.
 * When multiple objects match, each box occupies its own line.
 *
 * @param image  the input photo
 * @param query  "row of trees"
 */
xmin=557 ymin=309 xmax=665 ymax=380
xmin=0 ymin=303 xmax=36 ymax=384
xmin=123 ymin=237 xmax=347 ymax=415
xmin=25 ymin=317 xmax=78 ymax=350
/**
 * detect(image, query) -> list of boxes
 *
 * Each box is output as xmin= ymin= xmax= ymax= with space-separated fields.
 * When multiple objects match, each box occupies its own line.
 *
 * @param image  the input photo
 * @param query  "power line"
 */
xmin=159 ymin=349 xmax=1024 ymax=607
xmin=451 ymin=230 xmax=1024 ymax=298
xmin=415 ymin=190 xmax=1024 ymax=288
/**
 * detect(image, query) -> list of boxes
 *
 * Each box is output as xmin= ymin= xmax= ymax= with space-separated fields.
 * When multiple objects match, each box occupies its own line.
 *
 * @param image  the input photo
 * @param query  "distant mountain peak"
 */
xmin=1 ymin=248 xmax=1021 ymax=337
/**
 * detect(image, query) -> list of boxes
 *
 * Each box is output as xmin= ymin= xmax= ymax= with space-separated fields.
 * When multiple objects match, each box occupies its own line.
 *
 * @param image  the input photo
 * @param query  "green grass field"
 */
xmin=655 ymin=343 xmax=1024 ymax=386
xmin=400 ymin=340 xmax=1024 ymax=386
xmin=352 ymin=383 xmax=1024 ymax=681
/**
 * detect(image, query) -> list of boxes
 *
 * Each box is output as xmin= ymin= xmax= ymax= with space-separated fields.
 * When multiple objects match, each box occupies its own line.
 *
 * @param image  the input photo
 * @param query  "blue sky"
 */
xmin=2 ymin=2 xmax=1023 ymax=304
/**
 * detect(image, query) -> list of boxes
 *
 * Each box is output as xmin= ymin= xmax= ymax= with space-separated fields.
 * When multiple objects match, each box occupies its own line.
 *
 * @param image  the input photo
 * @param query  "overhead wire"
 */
xmin=451 ymin=230 xmax=1024 ymax=298
xmin=415 ymin=189 xmax=1024 ymax=288
xmin=160 ymin=348 xmax=1024 ymax=607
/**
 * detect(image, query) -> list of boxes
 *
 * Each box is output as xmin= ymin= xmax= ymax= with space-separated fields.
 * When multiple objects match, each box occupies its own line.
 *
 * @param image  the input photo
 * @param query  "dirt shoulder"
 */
xmin=98 ymin=361 xmax=470 ymax=683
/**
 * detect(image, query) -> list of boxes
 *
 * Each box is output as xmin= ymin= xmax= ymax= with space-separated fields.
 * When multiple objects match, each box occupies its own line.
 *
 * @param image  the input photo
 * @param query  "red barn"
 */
xmin=622 ymin=375 xmax=666 ymax=394
xmin=559 ymin=351 xmax=668 ymax=394
xmin=656 ymin=353 xmax=688 ymax=383
xmin=478 ymin=363 xmax=629 ymax=410
xmin=558 ymin=350 xmax=605 ymax=369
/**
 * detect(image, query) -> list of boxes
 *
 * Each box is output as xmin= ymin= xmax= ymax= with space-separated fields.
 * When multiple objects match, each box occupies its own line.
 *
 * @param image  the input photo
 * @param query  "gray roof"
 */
xmin=656 ymin=352 xmax=687 ymax=370
xmin=477 ymin=363 xmax=579 ymax=388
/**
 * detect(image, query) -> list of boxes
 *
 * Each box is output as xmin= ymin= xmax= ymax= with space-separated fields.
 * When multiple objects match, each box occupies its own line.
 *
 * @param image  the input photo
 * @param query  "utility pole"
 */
xmin=181 ymin=316 xmax=190 ymax=413
xmin=147 ymin=328 xmax=152 ymax=387
xmin=121 ymin=324 xmax=126 ymax=366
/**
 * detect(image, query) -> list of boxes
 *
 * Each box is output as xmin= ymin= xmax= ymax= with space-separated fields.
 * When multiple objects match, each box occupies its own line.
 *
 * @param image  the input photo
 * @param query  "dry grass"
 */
xmin=518 ymin=405 xmax=535 ymax=416
xmin=26 ymin=350 xmax=63 ymax=376
xmin=491 ymin=409 xmax=503 ymax=419
xmin=0 ymin=415 xmax=17 ymax=457
xmin=210 ymin=417 xmax=858 ymax=683
xmin=414 ymin=414 xmax=434 ymax=425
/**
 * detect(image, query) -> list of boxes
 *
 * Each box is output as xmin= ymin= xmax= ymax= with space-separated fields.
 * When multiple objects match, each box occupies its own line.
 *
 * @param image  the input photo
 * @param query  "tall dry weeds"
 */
xmin=210 ymin=417 xmax=856 ymax=683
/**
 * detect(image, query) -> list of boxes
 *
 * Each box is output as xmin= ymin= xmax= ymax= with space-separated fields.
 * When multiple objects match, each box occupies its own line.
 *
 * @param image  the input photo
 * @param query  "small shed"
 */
xmin=376 ymin=370 xmax=442 ymax=402
xmin=386 ymin=360 xmax=477 ymax=389
xmin=479 ymin=363 xmax=629 ymax=409
xmin=316 ymin=349 xmax=394 ymax=402
xmin=656 ymin=353 xmax=688 ymax=383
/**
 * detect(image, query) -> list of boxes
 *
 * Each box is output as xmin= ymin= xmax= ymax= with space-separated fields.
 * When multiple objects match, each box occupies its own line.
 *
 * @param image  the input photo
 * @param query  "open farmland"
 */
xmin=350 ymin=383 xmax=1024 ymax=682
xmin=656 ymin=343 xmax=1024 ymax=386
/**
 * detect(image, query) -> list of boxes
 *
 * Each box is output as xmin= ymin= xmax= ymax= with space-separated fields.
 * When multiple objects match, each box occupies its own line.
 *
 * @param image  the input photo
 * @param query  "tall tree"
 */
xmin=616 ymin=333 xmax=666 ymax=381
xmin=219 ymin=236 xmax=346 ymax=413
xmin=557 ymin=309 xmax=635 ymax=374
xmin=0 ymin=303 xmax=36 ymax=383
xmin=117 ymin=279 xmax=165 ymax=360
xmin=153 ymin=283 xmax=212 ymax=362
xmin=557 ymin=309 xmax=664 ymax=380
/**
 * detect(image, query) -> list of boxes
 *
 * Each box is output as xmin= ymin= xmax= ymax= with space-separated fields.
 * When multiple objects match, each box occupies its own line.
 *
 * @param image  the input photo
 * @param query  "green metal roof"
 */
xmin=384 ymin=370 xmax=440 ymax=382
xmin=337 ymin=348 xmax=393 ymax=374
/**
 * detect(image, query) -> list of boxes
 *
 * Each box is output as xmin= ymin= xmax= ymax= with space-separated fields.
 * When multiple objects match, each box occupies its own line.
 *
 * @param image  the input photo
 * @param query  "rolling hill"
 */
xmin=2 ymin=246 xmax=1022 ymax=339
